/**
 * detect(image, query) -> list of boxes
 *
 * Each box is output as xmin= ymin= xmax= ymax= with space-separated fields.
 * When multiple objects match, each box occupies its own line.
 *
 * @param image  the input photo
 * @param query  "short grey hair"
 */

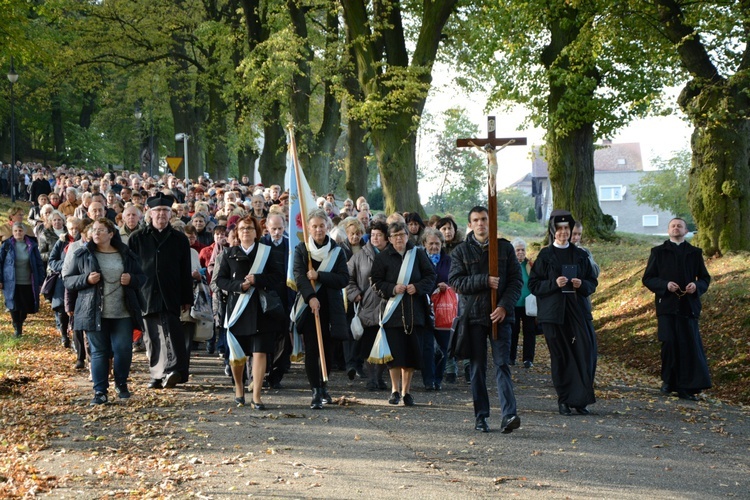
xmin=307 ymin=208 xmax=329 ymax=223
xmin=422 ymin=227 xmax=444 ymax=246
xmin=511 ymin=237 xmax=527 ymax=249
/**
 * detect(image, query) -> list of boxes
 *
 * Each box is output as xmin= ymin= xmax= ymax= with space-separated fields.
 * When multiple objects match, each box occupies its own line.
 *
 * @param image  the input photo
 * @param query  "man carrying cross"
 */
xmin=449 ymin=117 xmax=526 ymax=433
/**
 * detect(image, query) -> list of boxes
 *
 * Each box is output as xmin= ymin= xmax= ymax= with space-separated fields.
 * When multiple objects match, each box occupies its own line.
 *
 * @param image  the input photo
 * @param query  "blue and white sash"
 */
xmin=377 ymin=248 xmax=417 ymax=334
xmin=290 ymin=246 xmax=342 ymax=323
xmin=224 ymin=243 xmax=272 ymax=331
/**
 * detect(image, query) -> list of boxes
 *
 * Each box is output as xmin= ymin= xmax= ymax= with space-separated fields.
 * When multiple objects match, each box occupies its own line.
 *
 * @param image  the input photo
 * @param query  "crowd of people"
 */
xmin=0 ymin=161 xmax=713 ymax=432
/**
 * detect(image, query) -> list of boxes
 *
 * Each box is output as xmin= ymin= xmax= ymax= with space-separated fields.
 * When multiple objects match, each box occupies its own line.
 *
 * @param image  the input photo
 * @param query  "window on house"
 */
xmin=617 ymin=158 xmax=627 ymax=165
xmin=599 ymin=185 xmax=623 ymax=201
xmin=643 ymin=215 xmax=658 ymax=227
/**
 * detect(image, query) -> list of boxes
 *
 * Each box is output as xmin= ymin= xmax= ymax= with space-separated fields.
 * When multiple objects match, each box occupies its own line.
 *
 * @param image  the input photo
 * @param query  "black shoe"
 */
xmin=523 ymin=361 xmax=533 ymax=369
xmin=251 ymin=401 xmax=266 ymax=410
xmin=377 ymin=379 xmax=389 ymax=391
xmin=445 ymin=373 xmax=457 ymax=384
xmin=163 ymin=372 xmax=181 ymax=389
xmin=573 ymin=406 xmax=590 ymax=415
xmin=347 ymin=368 xmax=356 ymax=380
xmin=660 ymin=382 xmax=673 ymax=394
xmin=116 ymin=384 xmax=131 ymax=399
xmin=434 ymin=382 xmax=442 ymax=391
xmin=501 ymin=415 xmax=521 ymax=434
xmin=403 ymin=394 xmax=415 ymax=406
xmin=234 ymin=396 xmax=245 ymax=406
xmin=558 ymin=403 xmax=572 ymax=415
xmin=388 ymin=392 xmax=400 ymax=405
xmin=62 ymin=337 xmax=71 ymax=348
xmin=475 ymin=416 xmax=490 ymax=432
xmin=147 ymin=379 xmax=163 ymax=389
xmin=311 ymin=388 xmax=323 ymax=409
xmin=75 ymin=360 xmax=85 ymax=370
xmin=321 ymin=387 xmax=333 ymax=405
xmin=677 ymin=391 xmax=699 ymax=401
xmin=90 ymin=392 xmax=108 ymax=406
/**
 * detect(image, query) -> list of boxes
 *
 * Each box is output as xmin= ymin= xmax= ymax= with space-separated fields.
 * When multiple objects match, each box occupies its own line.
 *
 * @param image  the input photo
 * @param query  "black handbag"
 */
xmin=258 ymin=289 xmax=285 ymax=322
xmin=448 ymin=295 xmax=477 ymax=360
xmin=40 ymin=271 xmax=59 ymax=301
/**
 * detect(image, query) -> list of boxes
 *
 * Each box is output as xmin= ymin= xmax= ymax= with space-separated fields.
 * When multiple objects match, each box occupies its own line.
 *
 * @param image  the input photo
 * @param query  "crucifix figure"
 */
xmin=457 ymin=116 xmax=527 ymax=339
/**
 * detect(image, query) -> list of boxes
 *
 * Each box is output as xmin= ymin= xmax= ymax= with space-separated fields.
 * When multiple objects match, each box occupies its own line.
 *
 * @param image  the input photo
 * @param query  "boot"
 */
xmin=13 ymin=323 xmax=21 ymax=338
xmin=310 ymin=388 xmax=323 ymax=409
xmin=321 ymin=383 xmax=333 ymax=404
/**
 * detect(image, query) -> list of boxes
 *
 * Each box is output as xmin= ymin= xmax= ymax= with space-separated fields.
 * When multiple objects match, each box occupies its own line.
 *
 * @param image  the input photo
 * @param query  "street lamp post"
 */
xmin=8 ymin=57 xmax=18 ymax=203
xmin=175 ymin=133 xmax=189 ymax=183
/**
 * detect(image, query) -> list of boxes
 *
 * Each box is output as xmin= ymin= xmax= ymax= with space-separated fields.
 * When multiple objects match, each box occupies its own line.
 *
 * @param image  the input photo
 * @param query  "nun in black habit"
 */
xmin=528 ymin=210 xmax=598 ymax=415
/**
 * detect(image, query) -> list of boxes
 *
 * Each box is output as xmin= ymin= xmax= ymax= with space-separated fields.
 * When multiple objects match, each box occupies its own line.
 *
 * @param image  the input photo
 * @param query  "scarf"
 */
xmin=308 ymin=236 xmax=331 ymax=262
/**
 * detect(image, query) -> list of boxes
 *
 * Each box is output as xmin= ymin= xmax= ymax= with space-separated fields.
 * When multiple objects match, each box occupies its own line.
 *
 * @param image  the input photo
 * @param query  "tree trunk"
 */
xmin=542 ymin=6 xmax=614 ymax=239
xmin=370 ymin=114 xmax=422 ymax=215
xmin=206 ymin=82 xmax=230 ymax=181
xmin=685 ymin=90 xmax=750 ymax=255
xmin=345 ymin=116 xmax=369 ymax=201
xmin=238 ymin=146 xmax=258 ymax=182
xmin=51 ymin=93 xmax=65 ymax=161
xmin=79 ymin=91 xmax=96 ymax=129
xmin=258 ymin=104 xmax=287 ymax=187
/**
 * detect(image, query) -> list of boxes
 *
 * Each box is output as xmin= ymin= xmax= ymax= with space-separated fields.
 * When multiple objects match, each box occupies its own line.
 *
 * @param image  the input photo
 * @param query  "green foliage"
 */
xmin=367 ymin=186 xmax=384 ymax=211
xmin=423 ymin=107 xmax=485 ymax=215
xmin=632 ymin=149 xmax=694 ymax=227
xmin=496 ymin=187 xmax=535 ymax=222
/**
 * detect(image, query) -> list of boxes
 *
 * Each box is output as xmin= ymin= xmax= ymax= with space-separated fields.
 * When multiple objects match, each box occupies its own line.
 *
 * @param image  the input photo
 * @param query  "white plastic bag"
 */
xmin=350 ymin=303 xmax=364 ymax=340
xmin=525 ymin=294 xmax=537 ymax=317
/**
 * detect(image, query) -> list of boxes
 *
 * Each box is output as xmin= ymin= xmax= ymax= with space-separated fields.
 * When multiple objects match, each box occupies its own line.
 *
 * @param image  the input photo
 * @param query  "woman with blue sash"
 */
xmin=292 ymin=209 xmax=349 ymax=410
xmin=371 ymin=221 xmax=436 ymax=407
xmin=217 ymin=216 xmax=283 ymax=409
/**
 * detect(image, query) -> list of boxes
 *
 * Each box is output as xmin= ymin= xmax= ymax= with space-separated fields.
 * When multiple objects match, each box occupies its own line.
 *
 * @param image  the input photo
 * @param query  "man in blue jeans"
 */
xmin=449 ymin=206 xmax=523 ymax=433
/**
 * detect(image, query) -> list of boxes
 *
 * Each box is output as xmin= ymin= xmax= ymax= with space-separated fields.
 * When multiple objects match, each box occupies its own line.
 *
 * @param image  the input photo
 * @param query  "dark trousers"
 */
xmin=421 ymin=327 xmax=450 ymax=387
xmin=268 ymin=328 xmax=292 ymax=385
xmin=300 ymin=311 xmax=333 ymax=388
xmin=510 ymin=306 xmax=537 ymax=363
xmin=143 ymin=312 xmax=190 ymax=384
xmin=469 ymin=323 xmax=517 ymax=419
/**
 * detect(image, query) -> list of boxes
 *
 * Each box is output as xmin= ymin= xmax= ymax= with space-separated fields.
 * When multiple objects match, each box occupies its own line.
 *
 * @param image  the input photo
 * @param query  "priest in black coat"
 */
xmin=642 ymin=217 xmax=711 ymax=401
xmin=128 ymin=193 xmax=194 ymax=390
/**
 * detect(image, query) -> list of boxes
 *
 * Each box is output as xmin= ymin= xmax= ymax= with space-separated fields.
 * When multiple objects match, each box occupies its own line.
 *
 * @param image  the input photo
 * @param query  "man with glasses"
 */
xmin=128 ymin=193 xmax=194 ymax=391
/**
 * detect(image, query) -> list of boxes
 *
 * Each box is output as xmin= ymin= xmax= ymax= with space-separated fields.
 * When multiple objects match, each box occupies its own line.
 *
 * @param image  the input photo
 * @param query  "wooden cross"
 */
xmin=456 ymin=116 xmax=527 ymax=339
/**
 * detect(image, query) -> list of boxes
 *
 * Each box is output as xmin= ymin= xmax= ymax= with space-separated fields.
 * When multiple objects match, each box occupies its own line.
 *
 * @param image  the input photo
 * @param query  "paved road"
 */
xmin=37 ymin=348 xmax=749 ymax=499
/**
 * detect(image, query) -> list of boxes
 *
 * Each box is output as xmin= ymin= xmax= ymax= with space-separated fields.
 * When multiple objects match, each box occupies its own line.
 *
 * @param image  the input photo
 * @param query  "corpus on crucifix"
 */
xmin=456 ymin=116 xmax=527 ymax=339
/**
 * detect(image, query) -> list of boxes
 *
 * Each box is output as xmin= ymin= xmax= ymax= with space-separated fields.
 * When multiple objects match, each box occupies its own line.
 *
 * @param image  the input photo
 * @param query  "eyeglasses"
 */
xmin=91 ymin=228 xmax=110 ymax=234
xmin=389 ymin=232 xmax=407 ymax=239
xmin=238 ymin=227 xmax=256 ymax=232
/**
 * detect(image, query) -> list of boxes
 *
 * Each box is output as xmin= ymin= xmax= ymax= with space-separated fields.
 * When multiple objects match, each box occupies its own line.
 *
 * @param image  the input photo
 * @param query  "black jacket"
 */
xmin=449 ymin=235 xmax=522 ymax=327
xmin=528 ymin=244 xmax=597 ymax=325
xmin=371 ymin=241 xmax=436 ymax=329
xmin=127 ymin=223 xmax=193 ymax=315
xmin=216 ymin=244 xmax=284 ymax=336
xmin=292 ymin=238 xmax=349 ymax=333
xmin=642 ymin=240 xmax=710 ymax=318
xmin=62 ymin=240 xmax=146 ymax=331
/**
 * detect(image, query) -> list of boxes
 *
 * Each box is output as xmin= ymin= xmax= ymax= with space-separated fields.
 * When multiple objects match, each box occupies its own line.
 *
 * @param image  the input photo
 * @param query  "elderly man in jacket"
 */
xmin=449 ymin=206 xmax=523 ymax=434
xmin=128 ymin=193 xmax=193 ymax=390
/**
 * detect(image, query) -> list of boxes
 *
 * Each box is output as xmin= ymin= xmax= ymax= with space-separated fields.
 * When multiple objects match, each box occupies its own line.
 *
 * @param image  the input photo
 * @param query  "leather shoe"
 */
xmin=660 ymin=382 xmax=673 ymax=394
xmin=251 ymin=401 xmax=266 ymax=410
xmin=558 ymin=403 xmax=572 ymax=415
xmin=310 ymin=388 xmax=323 ymax=409
xmin=501 ymin=415 xmax=521 ymax=434
xmin=403 ymin=393 xmax=415 ymax=406
xmin=677 ymin=391 xmax=699 ymax=401
xmin=234 ymin=396 xmax=245 ymax=406
xmin=475 ymin=417 xmax=490 ymax=432
xmin=388 ymin=391 xmax=400 ymax=405
xmin=573 ymin=406 xmax=590 ymax=415
xmin=147 ymin=379 xmax=163 ymax=389
xmin=163 ymin=371 xmax=181 ymax=389
xmin=347 ymin=368 xmax=356 ymax=380
xmin=321 ymin=387 xmax=333 ymax=405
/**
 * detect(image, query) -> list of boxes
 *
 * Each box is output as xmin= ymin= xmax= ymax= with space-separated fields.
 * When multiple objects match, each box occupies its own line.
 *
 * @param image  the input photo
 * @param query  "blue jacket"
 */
xmin=0 ymin=236 xmax=46 ymax=312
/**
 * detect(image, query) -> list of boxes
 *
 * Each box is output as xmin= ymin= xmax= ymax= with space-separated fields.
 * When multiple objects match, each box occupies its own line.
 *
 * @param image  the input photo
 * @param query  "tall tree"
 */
xmin=341 ymin=0 xmax=458 ymax=214
xmin=449 ymin=1 xmax=675 ymax=238
xmin=644 ymin=0 xmax=750 ymax=255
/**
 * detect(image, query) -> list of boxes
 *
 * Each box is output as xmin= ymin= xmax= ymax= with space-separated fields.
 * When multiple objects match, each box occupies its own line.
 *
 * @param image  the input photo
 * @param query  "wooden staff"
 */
xmin=288 ymin=124 xmax=328 ymax=382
